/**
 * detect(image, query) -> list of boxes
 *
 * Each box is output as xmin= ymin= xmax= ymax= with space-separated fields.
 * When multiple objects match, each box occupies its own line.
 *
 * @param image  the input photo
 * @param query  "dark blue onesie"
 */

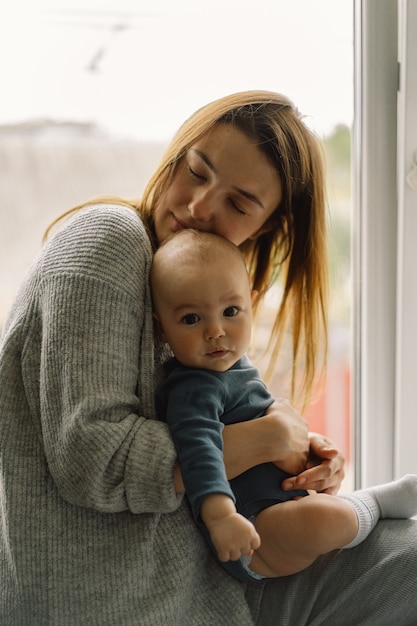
xmin=156 ymin=354 xmax=308 ymax=581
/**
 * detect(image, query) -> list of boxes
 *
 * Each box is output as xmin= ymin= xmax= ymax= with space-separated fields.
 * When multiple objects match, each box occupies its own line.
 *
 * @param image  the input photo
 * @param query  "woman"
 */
xmin=0 ymin=91 xmax=416 ymax=625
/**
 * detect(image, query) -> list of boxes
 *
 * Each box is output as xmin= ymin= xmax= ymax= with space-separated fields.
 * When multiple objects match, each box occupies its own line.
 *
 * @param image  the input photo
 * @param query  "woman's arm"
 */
xmin=37 ymin=206 xmax=182 ymax=514
xmin=222 ymin=400 xmax=345 ymax=495
xmin=222 ymin=398 xmax=310 ymax=479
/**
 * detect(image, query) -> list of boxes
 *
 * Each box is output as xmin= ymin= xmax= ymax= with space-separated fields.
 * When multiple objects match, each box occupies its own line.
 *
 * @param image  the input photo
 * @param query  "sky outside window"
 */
xmin=0 ymin=0 xmax=353 ymax=140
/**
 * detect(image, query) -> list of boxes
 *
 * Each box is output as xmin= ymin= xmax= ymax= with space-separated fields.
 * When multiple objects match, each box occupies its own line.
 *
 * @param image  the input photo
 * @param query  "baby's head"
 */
xmin=151 ymin=229 xmax=254 ymax=372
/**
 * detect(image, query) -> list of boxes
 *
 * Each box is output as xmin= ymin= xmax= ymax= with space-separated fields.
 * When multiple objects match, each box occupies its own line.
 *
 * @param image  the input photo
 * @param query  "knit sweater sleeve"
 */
xmin=32 ymin=205 xmax=181 ymax=514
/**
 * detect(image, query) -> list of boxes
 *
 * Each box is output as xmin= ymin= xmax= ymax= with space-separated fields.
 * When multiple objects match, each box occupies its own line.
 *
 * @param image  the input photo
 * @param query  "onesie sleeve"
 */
xmin=32 ymin=205 xmax=181 ymax=514
xmin=159 ymin=368 xmax=235 ymax=520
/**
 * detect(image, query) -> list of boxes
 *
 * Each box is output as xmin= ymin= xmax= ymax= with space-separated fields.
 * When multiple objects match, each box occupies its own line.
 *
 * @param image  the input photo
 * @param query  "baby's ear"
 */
xmin=152 ymin=313 xmax=166 ymax=341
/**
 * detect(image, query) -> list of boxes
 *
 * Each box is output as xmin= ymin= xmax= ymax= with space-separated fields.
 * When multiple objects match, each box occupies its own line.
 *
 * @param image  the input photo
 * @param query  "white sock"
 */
xmin=339 ymin=474 xmax=417 ymax=549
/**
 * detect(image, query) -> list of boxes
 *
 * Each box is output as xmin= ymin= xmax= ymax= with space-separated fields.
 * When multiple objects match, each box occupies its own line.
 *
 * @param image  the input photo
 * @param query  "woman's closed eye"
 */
xmin=188 ymin=166 xmax=206 ymax=182
xmin=228 ymin=198 xmax=247 ymax=215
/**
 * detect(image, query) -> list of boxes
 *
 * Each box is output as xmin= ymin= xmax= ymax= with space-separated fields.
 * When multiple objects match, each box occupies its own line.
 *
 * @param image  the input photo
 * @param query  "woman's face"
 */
xmin=153 ymin=124 xmax=282 ymax=247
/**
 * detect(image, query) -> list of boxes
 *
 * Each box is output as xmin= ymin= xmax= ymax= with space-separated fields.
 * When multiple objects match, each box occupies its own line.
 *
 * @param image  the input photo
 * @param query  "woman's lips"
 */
xmin=172 ymin=214 xmax=193 ymax=232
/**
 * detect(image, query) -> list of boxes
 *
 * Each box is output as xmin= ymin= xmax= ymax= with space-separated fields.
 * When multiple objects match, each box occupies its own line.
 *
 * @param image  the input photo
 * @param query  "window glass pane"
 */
xmin=0 ymin=0 xmax=354 ymax=488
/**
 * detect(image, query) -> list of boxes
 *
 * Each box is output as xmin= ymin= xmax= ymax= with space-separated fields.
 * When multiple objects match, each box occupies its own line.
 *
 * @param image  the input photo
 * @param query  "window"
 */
xmin=0 ymin=0 xmax=354 ymax=486
xmin=395 ymin=0 xmax=417 ymax=478
xmin=353 ymin=0 xmax=417 ymax=486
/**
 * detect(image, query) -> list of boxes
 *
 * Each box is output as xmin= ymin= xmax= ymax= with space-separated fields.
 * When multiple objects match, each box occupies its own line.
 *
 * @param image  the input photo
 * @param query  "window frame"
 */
xmin=394 ymin=0 xmax=417 ymax=477
xmin=353 ymin=0 xmax=417 ymax=487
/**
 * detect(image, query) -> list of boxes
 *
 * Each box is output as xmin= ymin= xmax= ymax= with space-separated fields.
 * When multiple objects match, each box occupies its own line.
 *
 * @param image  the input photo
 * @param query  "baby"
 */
xmin=152 ymin=228 xmax=417 ymax=582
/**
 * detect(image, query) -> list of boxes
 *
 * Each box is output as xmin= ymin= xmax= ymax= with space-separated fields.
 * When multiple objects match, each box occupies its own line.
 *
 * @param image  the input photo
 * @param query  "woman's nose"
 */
xmin=188 ymin=190 xmax=215 ymax=222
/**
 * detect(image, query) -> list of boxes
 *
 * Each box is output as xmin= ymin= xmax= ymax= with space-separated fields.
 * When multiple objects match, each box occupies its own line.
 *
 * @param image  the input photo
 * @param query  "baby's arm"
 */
xmin=160 ymin=368 xmax=260 ymax=561
xmin=200 ymin=493 xmax=260 ymax=562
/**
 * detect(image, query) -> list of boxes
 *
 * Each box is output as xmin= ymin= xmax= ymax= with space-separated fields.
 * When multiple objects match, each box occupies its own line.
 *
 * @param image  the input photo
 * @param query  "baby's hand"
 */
xmin=207 ymin=512 xmax=261 ymax=562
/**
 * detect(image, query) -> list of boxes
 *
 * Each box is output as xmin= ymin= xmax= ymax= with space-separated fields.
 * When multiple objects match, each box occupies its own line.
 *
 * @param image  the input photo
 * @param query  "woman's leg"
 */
xmin=245 ymin=519 xmax=417 ymax=626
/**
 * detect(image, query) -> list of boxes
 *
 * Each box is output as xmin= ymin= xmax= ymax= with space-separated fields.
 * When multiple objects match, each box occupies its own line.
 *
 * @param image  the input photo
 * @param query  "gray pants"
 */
xmin=245 ymin=519 xmax=417 ymax=626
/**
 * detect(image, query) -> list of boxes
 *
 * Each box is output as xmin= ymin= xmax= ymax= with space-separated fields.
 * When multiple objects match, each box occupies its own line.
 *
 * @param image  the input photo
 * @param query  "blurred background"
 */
xmin=0 ymin=0 xmax=354 ymax=487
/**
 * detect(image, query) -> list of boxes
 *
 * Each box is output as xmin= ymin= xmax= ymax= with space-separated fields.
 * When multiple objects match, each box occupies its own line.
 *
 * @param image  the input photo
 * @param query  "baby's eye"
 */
xmin=223 ymin=306 xmax=239 ymax=317
xmin=181 ymin=313 xmax=200 ymax=325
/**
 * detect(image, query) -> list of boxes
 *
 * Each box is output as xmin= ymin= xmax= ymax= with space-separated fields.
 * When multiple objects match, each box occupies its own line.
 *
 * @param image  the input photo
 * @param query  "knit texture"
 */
xmin=0 ymin=205 xmax=255 ymax=625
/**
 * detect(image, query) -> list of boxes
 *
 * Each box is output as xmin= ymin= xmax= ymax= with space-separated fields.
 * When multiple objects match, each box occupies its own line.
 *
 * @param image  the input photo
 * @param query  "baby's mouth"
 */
xmin=206 ymin=347 xmax=229 ymax=358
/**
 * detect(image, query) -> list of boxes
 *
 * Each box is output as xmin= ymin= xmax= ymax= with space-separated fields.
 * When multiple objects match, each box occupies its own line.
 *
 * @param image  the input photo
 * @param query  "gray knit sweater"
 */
xmin=0 ymin=205 xmax=258 ymax=625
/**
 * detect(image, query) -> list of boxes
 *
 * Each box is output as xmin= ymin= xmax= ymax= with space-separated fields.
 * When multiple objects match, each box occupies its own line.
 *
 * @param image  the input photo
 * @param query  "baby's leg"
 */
xmin=249 ymin=493 xmax=357 ymax=578
xmin=249 ymin=474 xmax=417 ymax=578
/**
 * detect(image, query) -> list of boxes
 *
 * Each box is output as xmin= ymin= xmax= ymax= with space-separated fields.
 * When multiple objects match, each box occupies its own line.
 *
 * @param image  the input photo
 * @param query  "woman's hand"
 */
xmin=221 ymin=399 xmax=345 ymax=495
xmin=266 ymin=399 xmax=310 ymax=475
xmin=281 ymin=432 xmax=345 ymax=495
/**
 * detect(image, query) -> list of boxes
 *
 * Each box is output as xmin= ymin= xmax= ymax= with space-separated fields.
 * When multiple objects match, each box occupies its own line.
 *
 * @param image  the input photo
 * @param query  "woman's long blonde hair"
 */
xmin=45 ymin=90 xmax=328 ymax=408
